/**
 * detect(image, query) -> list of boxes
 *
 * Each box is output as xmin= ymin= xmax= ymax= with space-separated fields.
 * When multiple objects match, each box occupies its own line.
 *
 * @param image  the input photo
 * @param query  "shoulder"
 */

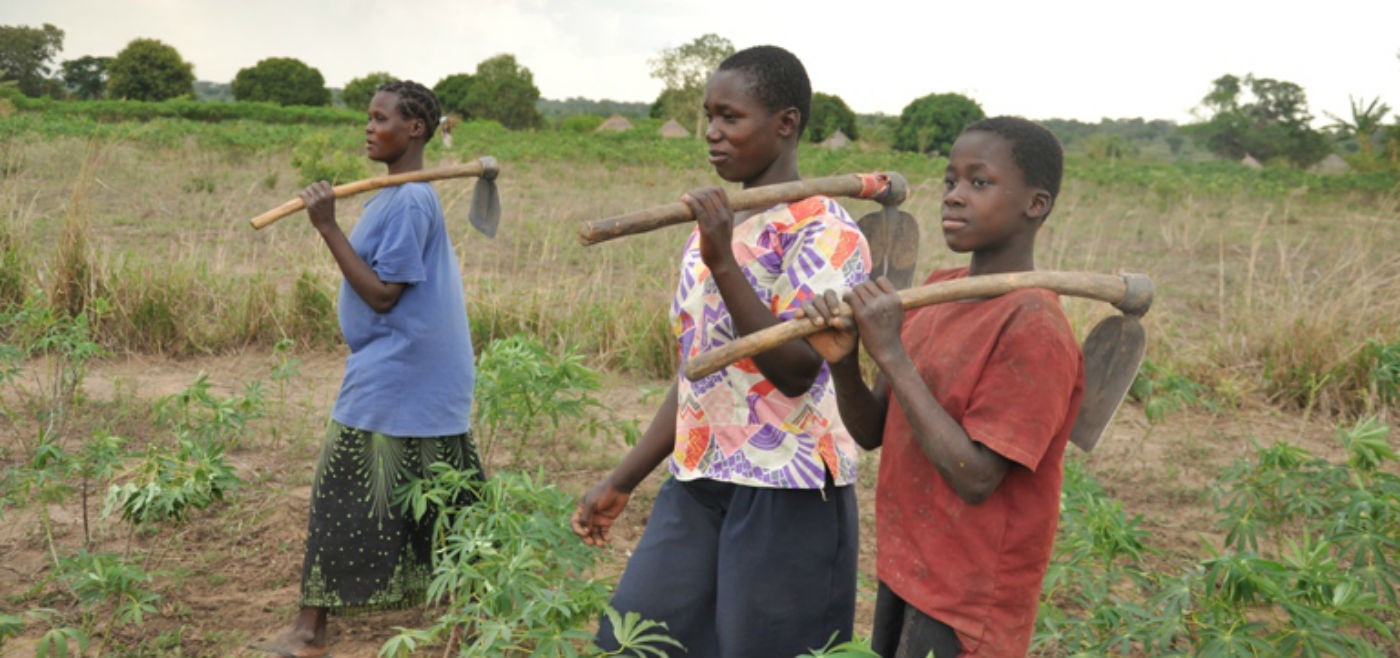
xmin=785 ymin=195 xmax=856 ymax=227
xmin=397 ymin=182 xmax=441 ymax=208
xmin=997 ymin=288 xmax=1079 ymax=357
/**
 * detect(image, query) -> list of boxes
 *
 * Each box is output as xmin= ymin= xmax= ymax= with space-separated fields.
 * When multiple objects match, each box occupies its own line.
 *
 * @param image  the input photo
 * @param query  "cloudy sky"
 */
xmin=4 ymin=0 xmax=1397 ymax=125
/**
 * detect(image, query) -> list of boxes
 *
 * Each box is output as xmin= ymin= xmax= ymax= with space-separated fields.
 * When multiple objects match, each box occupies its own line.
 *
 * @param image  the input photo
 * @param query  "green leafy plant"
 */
xmin=1038 ymin=421 xmax=1400 ymax=657
xmin=58 ymin=550 xmax=159 ymax=656
xmin=153 ymin=372 xmax=266 ymax=449
xmin=473 ymin=333 xmax=637 ymax=465
xmin=796 ymin=632 xmax=880 ymax=658
xmin=103 ymin=437 xmax=239 ymax=525
xmin=1129 ymin=359 xmax=1219 ymax=422
xmin=290 ymin=131 xmax=367 ymax=185
xmin=383 ymin=464 xmax=679 ymax=657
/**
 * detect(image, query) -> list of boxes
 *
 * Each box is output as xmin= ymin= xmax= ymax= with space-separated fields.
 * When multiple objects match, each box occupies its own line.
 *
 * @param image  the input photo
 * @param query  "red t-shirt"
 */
xmin=876 ymin=267 xmax=1085 ymax=658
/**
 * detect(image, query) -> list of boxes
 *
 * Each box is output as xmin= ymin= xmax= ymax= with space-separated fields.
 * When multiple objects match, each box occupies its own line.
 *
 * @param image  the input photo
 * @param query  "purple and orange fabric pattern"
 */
xmin=670 ymin=196 xmax=871 ymax=488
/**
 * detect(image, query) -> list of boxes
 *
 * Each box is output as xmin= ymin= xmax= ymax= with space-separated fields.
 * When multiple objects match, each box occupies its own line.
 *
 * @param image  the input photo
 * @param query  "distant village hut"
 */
xmin=821 ymin=129 xmax=850 ymax=150
xmin=1240 ymin=153 xmax=1263 ymax=169
xmin=596 ymin=114 xmax=634 ymax=132
xmin=1311 ymin=153 xmax=1349 ymax=175
xmin=659 ymin=118 xmax=690 ymax=139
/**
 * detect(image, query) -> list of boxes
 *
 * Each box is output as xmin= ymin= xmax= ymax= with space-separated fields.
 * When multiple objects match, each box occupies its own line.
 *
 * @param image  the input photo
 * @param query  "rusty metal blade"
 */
xmin=857 ymin=205 xmax=919 ymax=289
xmin=1069 ymin=314 xmax=1147 ymax=452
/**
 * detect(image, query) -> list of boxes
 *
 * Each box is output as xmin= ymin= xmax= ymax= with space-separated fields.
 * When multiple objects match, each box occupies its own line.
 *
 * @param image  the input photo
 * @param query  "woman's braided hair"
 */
xmin=376 ymin=80 xmax=442 ymax=141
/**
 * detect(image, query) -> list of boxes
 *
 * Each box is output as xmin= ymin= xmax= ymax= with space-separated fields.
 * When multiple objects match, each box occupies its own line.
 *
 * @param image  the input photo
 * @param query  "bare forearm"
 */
xmin=318 ymin=225 xmax=404 ymax=313
xmin=711 ymin=264 xmax=822 ymax=395
xmin=875 ymin=349 xmax=1007 ymax=503
xmin=606 ymin=383 xmax=678 ymax=493
xmin=829 ymin=355 xmax=887 ymax=450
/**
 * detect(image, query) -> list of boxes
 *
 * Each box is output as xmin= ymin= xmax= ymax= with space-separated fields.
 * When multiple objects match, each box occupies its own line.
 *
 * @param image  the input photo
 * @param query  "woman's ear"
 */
xmin=408 ymin=118 xmax=427 ymax=140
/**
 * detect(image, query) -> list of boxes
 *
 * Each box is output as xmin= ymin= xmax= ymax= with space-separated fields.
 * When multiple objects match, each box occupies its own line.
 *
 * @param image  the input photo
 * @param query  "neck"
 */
xmin=743 ymin=147 xmax=800 ymax=189
xmin=384 ymin=148 xmax=424 ymax=175
xmin=968 ymin=237 xmax=1036 ymax=276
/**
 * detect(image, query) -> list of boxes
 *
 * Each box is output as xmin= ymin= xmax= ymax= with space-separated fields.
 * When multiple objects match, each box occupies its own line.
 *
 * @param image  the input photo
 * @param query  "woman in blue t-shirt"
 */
xmin=254 ymin=80 xmax=483 ymax=658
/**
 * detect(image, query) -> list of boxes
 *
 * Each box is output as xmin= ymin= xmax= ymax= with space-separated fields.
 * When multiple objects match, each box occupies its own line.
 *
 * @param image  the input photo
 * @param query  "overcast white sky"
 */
xmin=4 ymin=0 xmax=1397 ymax=125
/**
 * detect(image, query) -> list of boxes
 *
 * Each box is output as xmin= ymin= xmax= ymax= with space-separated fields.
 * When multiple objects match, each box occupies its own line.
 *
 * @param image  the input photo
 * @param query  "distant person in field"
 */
xmin=800 ymin=116 xmax=1084 ymax=658
xmin=570 ymin=45 xmax=872 ymax=657
xmin=253 ymin=80 xmax=484 ymax=658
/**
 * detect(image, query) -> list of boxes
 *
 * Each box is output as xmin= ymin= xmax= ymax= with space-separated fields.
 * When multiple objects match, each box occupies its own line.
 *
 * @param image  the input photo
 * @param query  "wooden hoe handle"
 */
xmin=248 ymin=157 xmax=499 ymax=229
xmin=683 ymin=271 xmax=1154 ymax=381
xmin=577 ymin=171 xmax=908 ymax=246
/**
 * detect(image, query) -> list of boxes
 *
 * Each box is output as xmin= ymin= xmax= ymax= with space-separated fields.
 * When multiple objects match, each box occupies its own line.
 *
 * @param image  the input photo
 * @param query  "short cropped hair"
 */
xmin=377 ymin=80 xmax=442 ymax=141
xmin=963 ymin=116 xmax=1063 ymax=198
xmin=717 ymin=45 xmax=812 ymax=136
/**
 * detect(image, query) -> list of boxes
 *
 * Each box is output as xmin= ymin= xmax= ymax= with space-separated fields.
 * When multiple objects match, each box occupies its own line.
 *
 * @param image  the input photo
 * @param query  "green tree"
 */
xmin=0 ymin=23 xmax=64 ymax=97
xmin=648 ymin=33 xmax=735 ymax=137
xmin=463 ymin=54 xmax=541 ymax=129
xmin=61 ymin=56 xmax=111 ymax=100
xmin=894 ymin=92 xmax=985 ymax=154
xmin=433 ymin=73 xmax=475 ymax=118
xmin=1187 ymin=73 xmax=1330 ymax=167
xmin=341 ymin=71 xmax=395 ymax=112
xmin=808 ymin=92 xmax=858 ymax=142
xmin=1326 ymin=95 xmax=1391 ymax=156
xmin=231 ymin=57 xmax=330 ymax=106
xmin=106 ymin=38 xmax=194 ymax=101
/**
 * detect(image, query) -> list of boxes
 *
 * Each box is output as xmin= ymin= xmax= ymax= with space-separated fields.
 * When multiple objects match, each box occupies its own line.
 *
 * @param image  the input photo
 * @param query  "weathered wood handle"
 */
xmin=683 ymin=271 xmax=1153 ymax=381
xmin=577 ymin=171 xmax=908 ymax=245
xmin=248 ymin=157 xmax=498 ymax=229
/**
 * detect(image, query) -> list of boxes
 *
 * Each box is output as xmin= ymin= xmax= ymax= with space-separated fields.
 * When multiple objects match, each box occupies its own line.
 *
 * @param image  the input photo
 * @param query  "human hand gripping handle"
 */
xmin=681 ymin=186 xmax=736 ymax=272
xmin=797 ymin=289 xmax=859 ymax=364
xmin=298 ymin=181 xmax=337 ymax=234
xmin=844 ymin=277 xmax=909 ymax=365
xmin=571 ymin=478 xmax=631 ymax=547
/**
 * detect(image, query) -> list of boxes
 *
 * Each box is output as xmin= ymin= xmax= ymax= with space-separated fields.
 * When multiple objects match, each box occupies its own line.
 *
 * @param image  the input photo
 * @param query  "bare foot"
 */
xmin=249 ymin=625 xmax=328 ymax=658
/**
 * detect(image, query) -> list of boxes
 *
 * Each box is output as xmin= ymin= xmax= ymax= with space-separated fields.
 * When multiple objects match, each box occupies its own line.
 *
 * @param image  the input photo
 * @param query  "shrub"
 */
xmin=893 ymin=92 xmax=984 ymax=154
xmin=232 ymin=57 xmax=331 ymax=106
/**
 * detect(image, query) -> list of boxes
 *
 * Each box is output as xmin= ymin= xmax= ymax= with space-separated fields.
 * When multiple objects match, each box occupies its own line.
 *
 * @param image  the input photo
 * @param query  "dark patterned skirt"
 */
xmin=299 ymin=421 xmax=485 ymax=614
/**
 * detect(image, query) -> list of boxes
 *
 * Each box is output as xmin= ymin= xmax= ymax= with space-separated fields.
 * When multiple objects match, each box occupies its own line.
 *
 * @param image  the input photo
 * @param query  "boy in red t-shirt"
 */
xmin=800 ymin=116 xmax=1085 ymax=658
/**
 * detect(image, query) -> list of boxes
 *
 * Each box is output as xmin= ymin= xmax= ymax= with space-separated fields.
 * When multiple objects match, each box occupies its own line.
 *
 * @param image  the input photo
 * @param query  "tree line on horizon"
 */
xmin=2 ymin=23 xmax=1397 ymax=171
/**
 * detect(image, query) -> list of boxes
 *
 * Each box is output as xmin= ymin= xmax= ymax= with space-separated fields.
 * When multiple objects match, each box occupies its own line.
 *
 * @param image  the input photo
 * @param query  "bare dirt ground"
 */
xmin=0 ymin=350 xmax=1360 ymax=658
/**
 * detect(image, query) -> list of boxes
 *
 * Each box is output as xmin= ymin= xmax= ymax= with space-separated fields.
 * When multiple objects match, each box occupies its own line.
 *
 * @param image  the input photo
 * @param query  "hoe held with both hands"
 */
xmin=244 ymin=156 xmax=502 ymax=238
xmin=578 ymin=170 xmax=1153 ymax=452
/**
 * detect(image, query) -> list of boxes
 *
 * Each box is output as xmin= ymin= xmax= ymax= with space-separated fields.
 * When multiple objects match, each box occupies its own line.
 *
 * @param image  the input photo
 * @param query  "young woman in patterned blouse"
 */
xmin=573 ymin=45 xmax=871 ymax=657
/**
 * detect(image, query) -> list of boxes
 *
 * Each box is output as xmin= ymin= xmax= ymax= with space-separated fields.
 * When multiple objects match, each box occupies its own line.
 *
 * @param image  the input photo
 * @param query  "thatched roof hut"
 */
xmin=596 ymin=114 xmax=634 ymax=132
xmin=1310 ymin=153 xmax=1349 ymax=175
xmin=659 ymin=119 xmax=690 ymax=138
xmin=821 ymin=130 xmax=850 ymax=150
xmin=1240 ymin=153 xmax=1263 ymax=169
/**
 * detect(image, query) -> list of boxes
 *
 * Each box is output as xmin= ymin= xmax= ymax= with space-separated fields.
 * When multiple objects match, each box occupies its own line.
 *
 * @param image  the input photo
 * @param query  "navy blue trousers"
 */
xmin=595 ymin=476 xmax=858 ymax=658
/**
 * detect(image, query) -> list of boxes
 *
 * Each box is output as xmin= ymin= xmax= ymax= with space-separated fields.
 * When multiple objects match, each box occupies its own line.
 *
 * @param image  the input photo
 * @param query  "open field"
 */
xmin=2 ymin=117 xmax=1399 ymax=657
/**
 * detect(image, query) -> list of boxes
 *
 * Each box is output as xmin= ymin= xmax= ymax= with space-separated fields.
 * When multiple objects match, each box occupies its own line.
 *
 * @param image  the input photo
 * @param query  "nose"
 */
xmin=705 ymin=118 xmax=721 ymax=143
xmin=943 ymin=181 xmax=964 ymax=207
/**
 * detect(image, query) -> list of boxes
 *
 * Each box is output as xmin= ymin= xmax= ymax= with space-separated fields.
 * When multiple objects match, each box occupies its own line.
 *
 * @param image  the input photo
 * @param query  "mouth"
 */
xmin=708 ymin=150 xmax=729 ymax=165
xmin=941 ymin=216 xmax=968 ymax=231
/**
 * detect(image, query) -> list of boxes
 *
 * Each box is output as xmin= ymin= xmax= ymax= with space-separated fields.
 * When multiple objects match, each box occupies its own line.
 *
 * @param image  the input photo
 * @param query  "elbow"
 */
xmin=368 ymin=295 xmax=399 ymax=314
xmin=774 ymin=376 xmax=815 ymax=399
xmin=951 ymin=472 xmax=1001 ymax=505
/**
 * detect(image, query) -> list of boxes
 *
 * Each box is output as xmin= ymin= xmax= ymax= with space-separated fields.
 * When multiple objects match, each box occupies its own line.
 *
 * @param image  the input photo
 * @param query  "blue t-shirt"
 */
xmin=331 ymin=182 xmax=475 ymax=436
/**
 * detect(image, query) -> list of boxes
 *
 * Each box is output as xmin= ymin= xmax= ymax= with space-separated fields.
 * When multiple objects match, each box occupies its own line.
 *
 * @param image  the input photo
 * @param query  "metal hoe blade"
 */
xmin=1069 ymin=314 xmax=1147 ymax=452
xmin=468 ymin=156 xmax=501 ymax=238
xmin=857 ymin=204 xmax=919 ymax=289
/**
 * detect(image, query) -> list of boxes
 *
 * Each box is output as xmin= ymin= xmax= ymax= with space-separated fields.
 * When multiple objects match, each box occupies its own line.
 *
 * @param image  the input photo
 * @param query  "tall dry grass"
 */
xmin=3 ymin=134 xmax=1399 ymax=416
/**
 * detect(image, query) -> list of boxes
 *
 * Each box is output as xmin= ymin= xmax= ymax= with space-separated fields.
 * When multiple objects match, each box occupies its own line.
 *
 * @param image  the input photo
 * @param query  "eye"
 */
xmin=971 ymin=178 xmax=989 ymax=189
xmin=942 ymin=177 xmax=955 ymax=191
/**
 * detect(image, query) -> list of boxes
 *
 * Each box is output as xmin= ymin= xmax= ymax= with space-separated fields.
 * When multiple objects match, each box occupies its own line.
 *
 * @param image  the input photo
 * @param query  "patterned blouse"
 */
xmin=670 ymin=196 xmax=871 ymax=488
